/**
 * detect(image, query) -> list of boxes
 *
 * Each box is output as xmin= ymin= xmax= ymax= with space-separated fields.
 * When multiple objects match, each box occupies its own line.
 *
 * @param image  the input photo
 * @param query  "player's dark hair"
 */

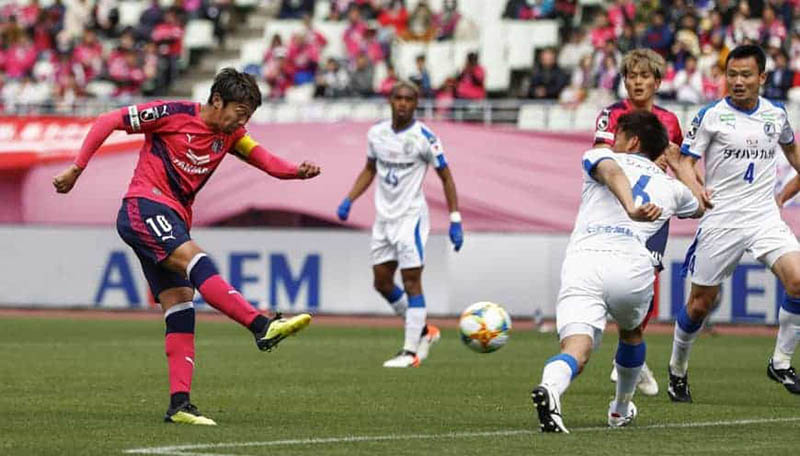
xmin=616 ymin=110 xmax=668 ymax=161
xmin=208 ymin=68 xmax=262 ymax=110
xmin=726 ymin=44 xmax=766 ymax=74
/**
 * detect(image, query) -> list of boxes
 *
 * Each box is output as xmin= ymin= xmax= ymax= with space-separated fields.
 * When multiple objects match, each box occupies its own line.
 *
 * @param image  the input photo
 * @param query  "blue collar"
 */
xmin=725 ymin=96 xmax=760 ymax=115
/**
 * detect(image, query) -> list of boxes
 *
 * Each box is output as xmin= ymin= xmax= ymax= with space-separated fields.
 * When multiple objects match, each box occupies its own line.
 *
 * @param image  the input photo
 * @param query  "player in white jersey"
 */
xmin=337 ymin=81 xmax=463 ymax=368
xmin=532 ymin=111 xmax=702 ymax=433
xmin=668 ymin=45 xmax=800 ymax=402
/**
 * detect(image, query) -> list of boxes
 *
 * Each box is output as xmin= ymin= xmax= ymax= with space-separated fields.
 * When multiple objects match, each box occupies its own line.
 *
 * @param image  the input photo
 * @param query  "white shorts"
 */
xmin=556 ymin=251 xmax=654 ymax=338
xmin=371 ymin=208 xmax=430 ymax=269
xmin=684 ymin=222 xmax=800 ymax=286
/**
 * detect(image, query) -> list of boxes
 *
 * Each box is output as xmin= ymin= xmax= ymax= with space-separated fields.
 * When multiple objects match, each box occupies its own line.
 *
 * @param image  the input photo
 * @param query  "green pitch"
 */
xmin=2 ymin=317 xmax=799 ymax=455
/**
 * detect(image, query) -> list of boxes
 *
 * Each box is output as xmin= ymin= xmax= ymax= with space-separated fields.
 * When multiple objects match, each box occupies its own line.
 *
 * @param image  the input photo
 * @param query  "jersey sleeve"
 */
xmin=582 ymin=148 xmax=616 ymax=181
xmin=780 ymin=111 xmax=795 ymax=146
xmin=593 ymin=107 xmax=617 ymax=145
xmin=669 ymin=112 xmax=684 ymax=145
xmin=680 ymin=106 xmax=713 ymax=159
xmin=121 ymin=100 xmax=196 ymax=134
xmin=420 ymin=125 xmax=447 ymax=169
xmin=674 ymin=182 xmax=700 ymax=218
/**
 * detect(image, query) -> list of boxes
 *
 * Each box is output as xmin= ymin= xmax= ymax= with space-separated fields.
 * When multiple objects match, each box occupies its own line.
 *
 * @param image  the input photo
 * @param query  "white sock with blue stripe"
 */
xmin=540 ymin=353 xmax=578 ymax=397
xmin=670 ymin=305 xmax=703 ymax=376
xmin=403 ymin=295 xmax=426 ymax=354
xmin=774 ymin=302 xmax=800 ymax=370
xmin=382 ymin=286 xmax=407 ymax=317
xmin=613 ymin=341 xmax=645 ymax=415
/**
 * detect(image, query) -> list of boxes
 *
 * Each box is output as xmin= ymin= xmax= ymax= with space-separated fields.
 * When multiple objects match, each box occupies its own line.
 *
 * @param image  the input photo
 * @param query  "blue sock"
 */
xmin=382 ymin=286 xmax=404 ymax=304
xmin=676 ymin=305 xmax=702 ymax=334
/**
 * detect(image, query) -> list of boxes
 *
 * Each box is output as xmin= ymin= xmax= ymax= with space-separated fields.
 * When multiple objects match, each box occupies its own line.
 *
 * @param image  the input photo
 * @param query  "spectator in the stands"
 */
xmin=377 ymin=0 xmax=407 ymax=38
xmin=287 ymin=31 xmax=321 ymax=85
xmin=435 ymin=76 xmax=456 ymax=118
xmin=589 ymin=13 xmax=615 ymax=50
xmin=5 ymin=32 xmax=38 ymax=79
xmin=72 ymin=29 xmax=103 ymax=83
xmin=62 ymin=0 xmax=92 ymax=42
xmin=139 ymin=0 xmax=164 ymax=41
xmin=557 ymin=27 xmax=593 ymax=71
xmin=409 ymin=54 xmax=432 ymax=98
xmin=673 ymin=53 xmax=703 ymax=104
xmin=32 ymin=11 xmax=56 ymax=53
xmin=279 ymin=0 xmax=316 ymax=19
xmin=643 ymin=10 xmax=672 ymax=57
xmin=434 ymin=0 xmax=460 ymax=41
xmin=699 ymin=9 xmax=725 ymax=47
xmin=18 ymin=0 xmax=41 ymax=29
xmin=759 ymin=5 xmax=787 ymax=47
xmin=141 ymin=41 xmax=160 ymax=95
xmin=265 ymin=48 xmax=294 ymax=99
xmin=455 ymin=51 xmax=485 ymax=99
xmin=108 ymin=47 xmax=145 ymax=98
xmin=559 ymin=54 xmax=593 ymax=104
xmin=343 ymin=6 xmax=368 ymax=61
xmin=264 ymin=33 xmax=286 ymax=67
xmin=702 ymin=63 xmax=725 ymax=102
xmin=349 ymin=53 xmax=374 ymax=97
xmin=764 ymin=50 xmax=793 ymax=101
xmin=151 ymin=8 xmax=184 ymax=90
xmin=527 ymin=47 xmax=568 ymax=100
xmin=314 ymin=57 xmax=350 ymax=97
xmin=502 ymin=0 xmax=555 ymax=19
xmin=93 ymin=0 xmax=119 ymax=38
xmin=617 ymin=23 xmax=641 ymax=54
xmin=406 ymin=0 xmax=434 ymax=41
xmin=302 ymin=14 xmax=328 ymax=49
xmin=376 ymin=63 xmax=398 ymax=96
xmin=607 ymin=0 xmax=635 ymax=36
xmin=595 ymin=52 xmax=618 ymax=94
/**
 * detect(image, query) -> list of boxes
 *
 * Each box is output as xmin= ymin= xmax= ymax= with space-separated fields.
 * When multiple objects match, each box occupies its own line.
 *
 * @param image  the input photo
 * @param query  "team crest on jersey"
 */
xmin=211 ymin=138 xmax=224 ymax=154
xmin=403 ymin=139 xmax=415 ymax=155
xmin=597 ymin=110 xmax=610 ymax=131
xmin=764 ymin=121 xmax=777 ymax=138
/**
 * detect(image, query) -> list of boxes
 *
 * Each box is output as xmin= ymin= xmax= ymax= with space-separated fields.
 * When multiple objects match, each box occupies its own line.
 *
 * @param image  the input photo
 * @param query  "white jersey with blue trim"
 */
xmin=681 ymin=96 xmax=795 ymax=228
xmin=567 ymin=148 xmax=699 ymax=263
xmin=367 ymin=119 xmax=447 ymax=220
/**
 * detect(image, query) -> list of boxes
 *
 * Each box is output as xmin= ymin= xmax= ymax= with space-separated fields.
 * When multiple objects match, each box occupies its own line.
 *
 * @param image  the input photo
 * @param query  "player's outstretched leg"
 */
xmin=609 ymin=339 xmax=644 ymax=428
xmin=186 ymin=253 xmax=310 ymax=351
xmin=768 ymin=304 xmax=800 ymax=394
xmin=532 ymin=353 xmax=577 ymax=433
xmin=162 ymin=302 xmax=216 ymax=425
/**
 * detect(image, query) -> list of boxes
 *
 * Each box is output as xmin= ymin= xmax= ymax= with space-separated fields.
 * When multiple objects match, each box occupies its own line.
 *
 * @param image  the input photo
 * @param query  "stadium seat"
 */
xmin=505 ymin=21 xmax=535 ymax=69
xmin=184 ymin=20 xmax=216 ymax=50
xmin=426 ymin=42 xmax=455 ymax=89
xmin=352 ymin=102 xmax=382 ymax=121
xmin=373 ymin=61 xmax=389 ymax=93
xmin=240 ymin=39 xmax=267 ymax=65
xmin=393 ymin=42 xmax=427 ymax=79
xmin=216 ymin=59 xmax=243 ymax=73
xmin=285 ymin=84 xmax=315 ymax=103
xmin=234 ymin=0 xmax=259 ymax=7
xmin=574 ymin=104 xmax=598 ymax=131
xmin=85 ymin=80 xmax=116 ymax=99
xmin=192 ymin=80 xmax=214 ymax=102
xmin=517 ymin=104 xmax=547 ymax=130
xmin=480 ymin=23 xmax=509 ymax=91
xmin=530 ymin=20 xmax=559 ymax=48
xmin=118 ymin=1 xmax=146 ymax=28
xmin=313 ymin=0 xmax=331 ymax=20
xmin=548 ymin=105 xmax=574 ymax=131
xmin=315 ymin=22 xmax=347 ymax=60
xmin=324 ymin=102 xmax=353 ymax=122
xmin=274 ymin=103 xmax=300 ymax=123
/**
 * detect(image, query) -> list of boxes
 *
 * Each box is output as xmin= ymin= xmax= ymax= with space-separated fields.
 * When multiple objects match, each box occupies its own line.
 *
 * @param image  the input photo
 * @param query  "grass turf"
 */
xmin=1 ymin=317 xmax=799 ymax=455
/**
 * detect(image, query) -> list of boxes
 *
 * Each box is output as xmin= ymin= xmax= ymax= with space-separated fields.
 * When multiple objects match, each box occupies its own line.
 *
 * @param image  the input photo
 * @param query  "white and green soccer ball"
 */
xmin=458 ymin=301 xmax=512 ymax=353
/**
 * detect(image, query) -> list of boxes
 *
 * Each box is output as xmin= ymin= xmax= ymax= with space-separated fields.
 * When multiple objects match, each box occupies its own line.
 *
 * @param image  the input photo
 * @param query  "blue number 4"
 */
xmin=632 ymin=175 xmax=651 ymax=204
xmin=743 ymin=163 xmax=755 ymax=184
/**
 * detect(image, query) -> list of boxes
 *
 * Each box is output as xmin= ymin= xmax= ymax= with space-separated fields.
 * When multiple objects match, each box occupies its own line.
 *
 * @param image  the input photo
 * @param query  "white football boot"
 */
xmin=607 ymin=401 xmax=638 ymax=428
xmin=610 ymin=361 xmax=659 ymax=396
xmin=416 ymin=325 xmax=441 ymax=361
xmin=382 ymin=350 xmax=420 ymax=368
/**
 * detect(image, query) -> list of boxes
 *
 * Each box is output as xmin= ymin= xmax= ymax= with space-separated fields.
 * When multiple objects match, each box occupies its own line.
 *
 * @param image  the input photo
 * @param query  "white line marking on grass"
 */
xmin=124 ymin=417 xmax=800 ymax=455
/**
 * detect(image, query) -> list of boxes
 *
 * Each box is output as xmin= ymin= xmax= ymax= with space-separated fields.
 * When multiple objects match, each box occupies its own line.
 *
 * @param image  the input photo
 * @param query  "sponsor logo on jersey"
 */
xmin=722 ymin=148 xmax=775 ymax=160
xmin=172 ymin=157 xmax=210 ymax=174
xmin=596 ymin=110 xmax=610 ymax=131
xmin=403 ymin=139 xmax=415 ymax=155
xmin=720 ymin=113 xmax=736 ymax=128
xmin=211 ymin=138 xmax=224 ymax=154
xmin=186 ymin=149 xmax=210 ymax=165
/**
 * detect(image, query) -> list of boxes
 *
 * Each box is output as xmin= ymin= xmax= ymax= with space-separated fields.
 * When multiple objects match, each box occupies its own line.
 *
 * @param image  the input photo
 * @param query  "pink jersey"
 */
xmin=594 ymin=98 xmax=684 ymax=147
xmin=121 ymin=100 xmax=246 ymax=226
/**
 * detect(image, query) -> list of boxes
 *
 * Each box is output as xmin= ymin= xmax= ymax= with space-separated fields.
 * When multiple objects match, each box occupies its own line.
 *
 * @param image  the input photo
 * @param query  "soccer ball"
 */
xmin=458 ymin=301 xmax=512 ymax=353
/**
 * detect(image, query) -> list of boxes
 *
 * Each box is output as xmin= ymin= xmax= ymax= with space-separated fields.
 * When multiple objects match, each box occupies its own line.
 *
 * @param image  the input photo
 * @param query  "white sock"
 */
xmin=773 ymin=307 xmax=800 ymax=370
xmin=670 ymin=307 xmax=704 ymax=376
xmin=403 ymin=307 xmax=426 ymax=353
xmin=541 ymin=359 xmax=574 ymax=397
xmin=390 ymin=293 xmax=408 ymax=317
xmin=614 ymin=362 xmax=642 ymax=413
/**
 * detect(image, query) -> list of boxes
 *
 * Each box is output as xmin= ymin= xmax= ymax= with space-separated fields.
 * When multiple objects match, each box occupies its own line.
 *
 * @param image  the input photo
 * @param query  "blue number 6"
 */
xmin=632 ymin=175 xmax=651 ymax=204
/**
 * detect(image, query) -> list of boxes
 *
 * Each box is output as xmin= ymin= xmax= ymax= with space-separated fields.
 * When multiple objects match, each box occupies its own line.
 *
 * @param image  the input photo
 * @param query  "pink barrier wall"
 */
xmin=10 ymin=121 xmax=800 ymax=234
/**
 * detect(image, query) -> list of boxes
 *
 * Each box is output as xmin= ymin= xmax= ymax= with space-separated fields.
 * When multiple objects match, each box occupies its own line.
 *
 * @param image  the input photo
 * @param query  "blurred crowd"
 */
xmin=0 ymin=0 xmax=231 ymax=111
xmin=525 ymin=0 xmax=800 ymax=106
xmin=265 ymin=0 xmax=484 ymax=99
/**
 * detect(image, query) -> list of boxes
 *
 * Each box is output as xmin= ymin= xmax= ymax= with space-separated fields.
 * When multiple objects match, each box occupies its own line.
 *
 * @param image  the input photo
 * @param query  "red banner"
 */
xmin=0 ymin=116 xmax=141 ymax=170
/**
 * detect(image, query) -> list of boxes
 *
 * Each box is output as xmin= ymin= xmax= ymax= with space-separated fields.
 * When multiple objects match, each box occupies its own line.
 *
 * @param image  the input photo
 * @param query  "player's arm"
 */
xmin=337 ymin=158 xmax=377 ymax=221
xmin=593 ymin=159 xmax=662 ymax=222
xmin=671 ymin=109 xmax=714 ymax=209
xmin=777 ymin=174 xmax=800 ymax=207
xmin=593 ymin=108 xmax=615 ymax=148
xmin=53 ymin=110 xmax=125 ymax=193
xmin=233 ymin=135 xmax=320 ymax=179
xmin=435 ymin=164 xmax=463 ymax=251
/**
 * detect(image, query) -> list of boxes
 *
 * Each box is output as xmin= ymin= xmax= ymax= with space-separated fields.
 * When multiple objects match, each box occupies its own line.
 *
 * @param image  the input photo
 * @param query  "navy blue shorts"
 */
xmin=116 ymin=198 xmax=192 ymax=300
xmin=646 ymin=220 xmax=670 ymax=272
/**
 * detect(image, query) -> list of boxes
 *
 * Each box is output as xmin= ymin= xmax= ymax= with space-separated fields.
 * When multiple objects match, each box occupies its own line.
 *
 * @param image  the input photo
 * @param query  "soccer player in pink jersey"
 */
xmin=52 ymin=68 xmax=321 ymax=425
xmin=594 ymin=49 xmax=685 ymax=397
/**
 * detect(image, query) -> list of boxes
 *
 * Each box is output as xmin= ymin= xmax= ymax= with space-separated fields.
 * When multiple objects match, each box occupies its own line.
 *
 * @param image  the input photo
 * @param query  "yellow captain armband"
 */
xmin=234 ymin=135 xmax=259 ymax=157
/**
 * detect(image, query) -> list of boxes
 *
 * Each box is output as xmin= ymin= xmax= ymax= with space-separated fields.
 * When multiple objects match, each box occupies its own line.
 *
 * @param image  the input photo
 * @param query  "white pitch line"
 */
xmin=124 ymin=417 xmax=800 ymax=455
